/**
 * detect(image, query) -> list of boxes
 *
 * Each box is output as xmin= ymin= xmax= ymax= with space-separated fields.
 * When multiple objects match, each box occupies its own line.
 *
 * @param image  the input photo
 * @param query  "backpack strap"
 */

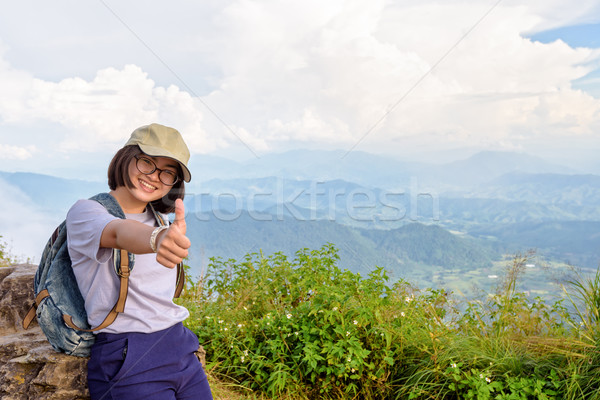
xmin=63 ymin=249 xmax=131 ymax=332
xmin=149 ymin=203 xmax=186 ymax=298
xmin=62 ymin=193 xmax=133 ymax=333
xmin=22 ymin=289 xmax=49 ymax=329
xmin=22 ymin=223 xmax=65 ymax=330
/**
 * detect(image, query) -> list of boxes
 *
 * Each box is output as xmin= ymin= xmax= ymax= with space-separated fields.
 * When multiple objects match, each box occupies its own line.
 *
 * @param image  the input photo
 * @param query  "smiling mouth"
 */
xmin=139 ymin=179 xmax=157 ymax=191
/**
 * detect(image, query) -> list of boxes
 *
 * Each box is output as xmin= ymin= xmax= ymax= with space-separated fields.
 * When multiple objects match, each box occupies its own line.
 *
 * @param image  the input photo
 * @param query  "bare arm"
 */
xmin=99 ymin=199 xmax=190 ymax=269
xmin=100 ymin=219 xmax=155 ymax=254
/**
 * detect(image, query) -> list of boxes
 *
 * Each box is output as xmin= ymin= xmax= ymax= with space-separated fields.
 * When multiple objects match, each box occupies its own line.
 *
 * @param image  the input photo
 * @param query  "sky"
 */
xmin=1 ymin=0 xmax=600 ymax=261
xmin=0 ymin=0 xmax=599 ymax=182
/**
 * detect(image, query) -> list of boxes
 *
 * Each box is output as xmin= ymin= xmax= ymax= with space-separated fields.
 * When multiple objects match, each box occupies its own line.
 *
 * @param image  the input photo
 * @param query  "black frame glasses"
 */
xmin=134 ymin=155 xmax=180 ymax=186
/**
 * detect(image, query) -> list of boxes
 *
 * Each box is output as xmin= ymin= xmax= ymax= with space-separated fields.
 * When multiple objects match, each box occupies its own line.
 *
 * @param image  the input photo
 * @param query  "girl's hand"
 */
xmin=155 ymin=199 xmax=191 ymax=268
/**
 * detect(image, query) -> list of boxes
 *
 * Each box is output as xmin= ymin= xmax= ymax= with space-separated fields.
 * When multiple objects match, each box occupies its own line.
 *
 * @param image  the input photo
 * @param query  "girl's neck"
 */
xmin=110 ymin=188 xmax=147 ymax=214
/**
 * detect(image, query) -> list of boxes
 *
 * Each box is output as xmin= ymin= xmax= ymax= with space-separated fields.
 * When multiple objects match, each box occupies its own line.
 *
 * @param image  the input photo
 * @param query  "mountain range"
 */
xmin=1 ymin=149 xmax=598 ymax=293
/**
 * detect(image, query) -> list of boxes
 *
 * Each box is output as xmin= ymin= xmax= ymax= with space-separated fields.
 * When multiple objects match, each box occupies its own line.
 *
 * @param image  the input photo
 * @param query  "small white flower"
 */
xmin=238 ymin=323 xmax=243 ymax=328
xmin=346 ymin=331 xmax=350 ymax=336
xmin=333 ymin=307 xmax=338 ymax=311
xmin=479 ymin=374 xmax=484 ymax=379
xmin=451 ymin=363 xmax=457 ymax=368
xmin=347 ymin=357 xmax=351 ymax=362
xmin=294 ymin=331 xmax=299 ymax=336
xmin=218 ymin=320 xmax=224 ymax=324
xmin=287 ymin=313 xmax=292 ymax=319
xmin=351 ymin=368 xmax=356 ymax=373
xmin=401 ymin=312 xmax=406 ymax=317
xmin=244 ymin=350 xmax=249 ymax=356
xmin=486 ymin=377 xmax=491 ymax=383
xmin=224 ymin=327 xmax=228 ymax=331
xmin=353 ymin=320 xmax=358 ymax=325
xmin=405 ymin=296 xmax=413 ymax=303
xmin=241 ymin=356 xmax=245 ymax=363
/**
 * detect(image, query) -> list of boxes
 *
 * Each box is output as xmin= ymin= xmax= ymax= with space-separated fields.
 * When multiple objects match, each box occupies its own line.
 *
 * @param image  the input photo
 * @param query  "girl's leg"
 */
xmin=174 ymin=326 xmax=213 ymax=400
xmin=88 ymin=324 xmax=212 ymax=400
xmin=175 ymin=360 xmax=212 ymax=400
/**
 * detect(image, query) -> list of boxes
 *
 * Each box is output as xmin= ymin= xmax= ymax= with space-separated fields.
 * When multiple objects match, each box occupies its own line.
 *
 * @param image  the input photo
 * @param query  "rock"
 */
xmin=0 ymin=264 xmax=209 ymax=399
xmin=0 ymin=264 xmax=89 ymax=400
xmin=0 ymin=264 xmax=38 ymax=333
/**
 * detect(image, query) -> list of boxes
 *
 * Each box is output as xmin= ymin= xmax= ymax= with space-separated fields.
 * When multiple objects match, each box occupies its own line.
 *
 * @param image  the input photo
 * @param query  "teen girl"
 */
xmin=66 ymin=124 xmax=213 ymax=399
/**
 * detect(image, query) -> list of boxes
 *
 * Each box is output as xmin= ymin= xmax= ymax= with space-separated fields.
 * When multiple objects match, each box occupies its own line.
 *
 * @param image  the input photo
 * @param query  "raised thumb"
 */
xmin=173 ymin=198 xmax=186 ymax=234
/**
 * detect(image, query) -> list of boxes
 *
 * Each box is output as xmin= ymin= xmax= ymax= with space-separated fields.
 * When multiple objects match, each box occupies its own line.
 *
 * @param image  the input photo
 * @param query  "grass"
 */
xmin=178 ymin=244 xmax=600 ymax=398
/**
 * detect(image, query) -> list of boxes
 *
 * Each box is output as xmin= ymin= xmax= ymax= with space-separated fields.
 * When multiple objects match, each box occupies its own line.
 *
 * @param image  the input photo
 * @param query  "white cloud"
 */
xmin=198 ymin=1 xmax=600 ymax=154
xmin=0 ymin=0 xmax=599 ymax=162
xmin=0 ymin=144 xmax=36 ymax=160
xmin=516 ymin=0 xmax=600 ymax=33
xmin=0 ymin=62 xmax=221 ymax=155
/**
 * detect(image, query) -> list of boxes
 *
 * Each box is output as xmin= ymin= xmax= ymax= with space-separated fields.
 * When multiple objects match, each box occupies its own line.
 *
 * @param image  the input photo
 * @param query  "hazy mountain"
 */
xmin=1 ymin=148 xmax=598 ymax=281
xmin=418 ymin=151 xmax=575 ymax=189
xmin=0 ymin=172 xmax=106 ymax=214
xmin=184 ymin=211 xmax=495 ymax=284
xmin=190 ymin=177 xmax=387 ymax=213
xmin=438 ymin=197 xmax=597 ymax=226
xmin=188 ymin=149 xmax=419 ymax=190
xmin=186 ymin=154 xmax=244 ymax=182
xmin=473 ymin=172 xmax=600 ymax=207
xmin=187 ymin=149 xmax=577 ymax=193
xmin=469 ymin=221 xmax=600 ymax=268
xmin=362 ymin=223 xmax=494 ymax=270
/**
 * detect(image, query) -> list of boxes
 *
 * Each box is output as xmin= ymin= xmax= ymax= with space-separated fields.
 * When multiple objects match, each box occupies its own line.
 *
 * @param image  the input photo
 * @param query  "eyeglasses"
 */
xmin=134 ymin=155 xmax=180 ymax=186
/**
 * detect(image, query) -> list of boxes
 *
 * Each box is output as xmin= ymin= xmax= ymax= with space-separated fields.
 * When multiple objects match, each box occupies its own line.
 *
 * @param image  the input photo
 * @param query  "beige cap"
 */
xmin=125 ymin=123 xmax=191 ymax=182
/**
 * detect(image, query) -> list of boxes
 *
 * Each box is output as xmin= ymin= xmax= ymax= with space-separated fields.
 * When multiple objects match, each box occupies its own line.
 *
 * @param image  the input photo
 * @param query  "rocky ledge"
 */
xmin=0 ymin=264 xmax=207 ymax=400
xmin=0 ymin=264 xmax=89 ymax=400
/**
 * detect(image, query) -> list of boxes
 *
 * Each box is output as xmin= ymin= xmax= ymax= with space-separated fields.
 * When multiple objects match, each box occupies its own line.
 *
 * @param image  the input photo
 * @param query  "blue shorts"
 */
xmin=87 ymin=322 xmax=212 ymax=400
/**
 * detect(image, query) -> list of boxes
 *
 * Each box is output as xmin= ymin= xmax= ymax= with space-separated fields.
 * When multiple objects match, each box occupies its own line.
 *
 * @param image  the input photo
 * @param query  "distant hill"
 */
xmin=1 ymin=147 xmax=598 ymax=284
xmin=188 ymin=149 xmax=418 ymax=190
xmin=0 ymin=172 xmax=106 ymax=214
xmin=185 ymin=209 xmax=496 ymax=286
xmin=469 ymin=221 xmax=600 ymax=268
xmin=419 ymin=151 xmax=574 ymax=188
xmin=187 ymin=149 xmax=574 ymax=191
xmin=362 ymin=223 xmax=494 ymax=270
xmin=438 ymin=197 xmax=594 ymax=225
xmin=472 ymin=172 xmax=600 ymax=208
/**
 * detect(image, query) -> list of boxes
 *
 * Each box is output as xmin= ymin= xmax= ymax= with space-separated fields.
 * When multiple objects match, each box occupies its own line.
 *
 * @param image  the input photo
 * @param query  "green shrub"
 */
xmin=0 ymin=235 xmax=17 ymax=267
xmin=182 ymin=244 xmax=440 ymax=398
xmin=178 ymin=245 xmax=600 ymax=399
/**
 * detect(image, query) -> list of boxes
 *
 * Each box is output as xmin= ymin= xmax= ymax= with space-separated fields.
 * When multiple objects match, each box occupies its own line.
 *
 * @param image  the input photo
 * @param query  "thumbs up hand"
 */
xmin=155 ymin=199 xmax=191 ymax=268
xmin=172 ymin=198 xmax=187 ymax=235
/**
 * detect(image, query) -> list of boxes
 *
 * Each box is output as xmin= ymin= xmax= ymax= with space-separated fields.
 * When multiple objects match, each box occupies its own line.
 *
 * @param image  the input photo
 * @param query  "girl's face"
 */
xmin=122 ymin=155 xmax=179 ymax=211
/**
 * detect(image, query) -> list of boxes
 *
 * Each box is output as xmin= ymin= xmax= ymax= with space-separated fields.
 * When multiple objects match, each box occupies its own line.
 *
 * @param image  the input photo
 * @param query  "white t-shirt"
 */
xmin=66 ymin=199 xmax=189 ymax=334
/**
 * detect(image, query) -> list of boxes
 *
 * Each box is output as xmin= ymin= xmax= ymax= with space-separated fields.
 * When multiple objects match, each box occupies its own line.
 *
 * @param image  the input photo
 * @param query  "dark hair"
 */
xmin=107 ymin=145 xmax=185 ymax=214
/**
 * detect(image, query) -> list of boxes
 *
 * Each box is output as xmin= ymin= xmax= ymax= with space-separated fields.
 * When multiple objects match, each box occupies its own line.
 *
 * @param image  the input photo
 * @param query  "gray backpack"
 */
xmin=22 ymin=192 xmax=184 ymax=357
